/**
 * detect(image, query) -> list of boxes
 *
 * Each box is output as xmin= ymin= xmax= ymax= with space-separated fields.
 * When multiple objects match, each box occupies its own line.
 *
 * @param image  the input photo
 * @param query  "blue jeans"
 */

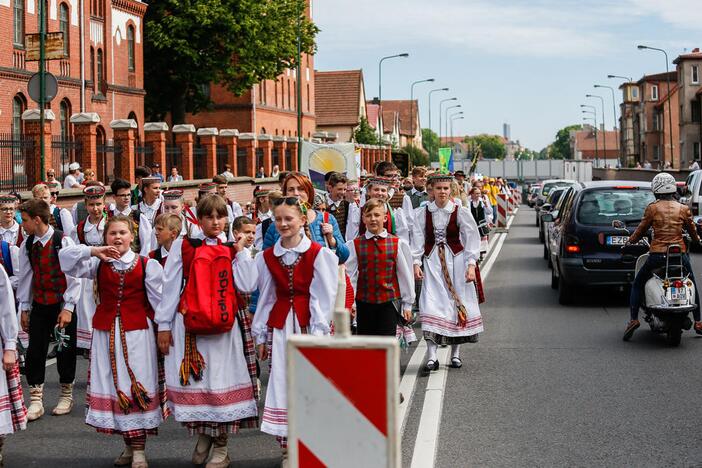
xmin=629 ymin=253 xmax=700 ymax=321
xmin=492 ymin=204 xmax=497 ymax=223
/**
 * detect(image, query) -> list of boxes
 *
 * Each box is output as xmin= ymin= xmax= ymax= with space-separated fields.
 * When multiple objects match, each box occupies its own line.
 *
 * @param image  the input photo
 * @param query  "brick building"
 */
xmin=315 ymin=69 xmax=367 ymax=142
xmin=0 ymin=0 xmax=147 ymax=142
xmin=674 ymin=48 xmax=702 ymax=165
xmin=380 ymin=99 xmax=422 ymax=148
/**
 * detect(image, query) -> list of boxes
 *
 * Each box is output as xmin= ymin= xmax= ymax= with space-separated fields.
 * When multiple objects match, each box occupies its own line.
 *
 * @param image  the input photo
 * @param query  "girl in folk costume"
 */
xmin=59 ymin=216 xmax=165 ymax=468
xmin=469 ymin=187 xmax=493 ymax=261
xmin=253 ymin=197 xmax=338 ymax=460
xmin=71 ymin=185 xmax=107 ymax=350
xmin=156 ymin=195 xmax=259 ymax=468
xmin=411 ymin=174 xmax=484 ymax=371
xmin=345 ymin=177 xmax=410 ymax=244
xmin=0 ymin=264 xmax=27 ymax=467
xmin=0 ymin=195 xmax=22 ymax=247
xmin=132 ymin=178 xmax=163 ymax=256
xmin=149 ymin=214 xmax=182 ymax=267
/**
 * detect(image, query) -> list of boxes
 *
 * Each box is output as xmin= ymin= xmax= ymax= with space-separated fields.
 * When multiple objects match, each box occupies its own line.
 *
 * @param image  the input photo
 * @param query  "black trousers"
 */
xmin=26 ymin=302 xmax=77 ymax=386
xmin=356 ymin=301 xmax=398 ymax=337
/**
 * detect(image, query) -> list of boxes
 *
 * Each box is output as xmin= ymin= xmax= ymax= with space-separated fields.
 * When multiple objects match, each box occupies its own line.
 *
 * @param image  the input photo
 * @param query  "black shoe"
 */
xmin=450 ymin=357 xmax=462 ymax=369
xmin=425 ymin=359 xmax=439 ymax=372
xmin=623 ymin=320 xmax=640 ymax=342
xmin=399 ymin=392 xmax=404 ymax=404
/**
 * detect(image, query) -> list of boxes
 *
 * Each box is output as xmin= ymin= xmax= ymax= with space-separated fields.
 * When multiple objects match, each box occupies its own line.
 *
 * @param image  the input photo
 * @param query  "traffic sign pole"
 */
xmin=39 ymin=0 xmax=46 ymax=180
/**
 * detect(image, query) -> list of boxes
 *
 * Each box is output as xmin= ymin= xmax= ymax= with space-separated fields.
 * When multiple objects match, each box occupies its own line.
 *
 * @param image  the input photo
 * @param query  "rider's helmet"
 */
xmin=651 ymin=172 xmax=677 ymax=195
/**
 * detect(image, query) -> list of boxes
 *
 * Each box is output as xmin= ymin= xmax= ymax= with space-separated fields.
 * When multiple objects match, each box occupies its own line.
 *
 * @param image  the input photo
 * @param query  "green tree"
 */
xmin=422 ymin=128 xmax=440 ymax=162
xmin=144 ymin=0 xmax=318 ymax=123
xmin=402 ymin=144 xmax=429 ymax=167
xmin=463 ymin=134 xmax=506 ymax=160
xmin=353 ymin=117 xmax=380 ymax=145
xmin=550 ymin=125 xmax=582 ymax=160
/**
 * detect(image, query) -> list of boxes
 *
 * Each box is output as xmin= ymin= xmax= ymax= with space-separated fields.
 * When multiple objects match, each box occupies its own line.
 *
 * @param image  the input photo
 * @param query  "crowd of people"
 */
xmin=0 ymin=161 xmax=500 ymax=467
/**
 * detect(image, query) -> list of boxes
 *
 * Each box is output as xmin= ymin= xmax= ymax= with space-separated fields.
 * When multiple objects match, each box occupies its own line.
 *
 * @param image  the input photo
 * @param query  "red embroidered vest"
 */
xmin=94 ymin=257 xmax=154 ymax=331
xmin=424 ymin=206 xmax=462 ymax=257
xmin=354 ymin=235 xmax=401 ymax=304
xmin=30 ymin=236 xmax=67 ymax=305
xmin=263 ymin=242 xmax=321 ymax=329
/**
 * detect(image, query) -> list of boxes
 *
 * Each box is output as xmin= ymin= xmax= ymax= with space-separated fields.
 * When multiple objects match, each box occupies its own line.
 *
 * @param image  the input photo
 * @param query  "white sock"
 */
xmin=451 ymin=345 xmax=460 ymax=359
xmin=426 ymin=341 xmax=438 ymax=361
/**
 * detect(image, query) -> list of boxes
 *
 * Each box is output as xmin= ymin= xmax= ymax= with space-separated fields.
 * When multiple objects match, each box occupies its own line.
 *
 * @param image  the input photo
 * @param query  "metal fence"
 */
xmin=193 ymin=145 xmax=207 ymax=180
xmin=97 ymin=144 xmax=123 ymax=184
xmin=272 ymin=148 xmax=280 ymax=172
xmin=135 ymin=144 xmax=154 ymax=169
xmin=216 ymin=145 xmax=228 ymax=175
xmin=0 ymin=134 xmax=35 ymax=192
xmin=285 ymin=148 xmax=293 ymax=172
xmin=237 ymin=147 xmax=249 ymax=177
xmin=51 ymin=136 xmax=82 ymax=180
xmin=255 ymin=148 xmax=264 ymax=175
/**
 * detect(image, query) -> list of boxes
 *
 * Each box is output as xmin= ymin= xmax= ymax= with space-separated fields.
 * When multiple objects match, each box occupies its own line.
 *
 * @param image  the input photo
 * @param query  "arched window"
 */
xmin=96 ymin=48 xmax=104 ymax=94
xmin=59 ymin=99 xmax=71 ymax=139
xmin=12 ymin=94 xmax=26 ymax=138
xmin=127 ymin=25 xmax=135 ymax=71
xmin=13 ymin=0 xmax=24 ymax=46
xmin=59 ymin=3 xmax=69 ymax=56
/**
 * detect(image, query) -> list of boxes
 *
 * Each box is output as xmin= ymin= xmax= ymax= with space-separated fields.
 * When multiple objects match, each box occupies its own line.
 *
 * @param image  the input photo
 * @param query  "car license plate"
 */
xmin=669 ymin=287 xmax=683 ymax=301
xmin=607 ymin=235 xmax=628 ymax=245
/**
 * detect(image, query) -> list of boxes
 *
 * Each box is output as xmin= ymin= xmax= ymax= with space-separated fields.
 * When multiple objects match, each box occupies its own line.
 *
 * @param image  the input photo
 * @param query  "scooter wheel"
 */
xmin=665 ymin=329 xmax=682 ymax=347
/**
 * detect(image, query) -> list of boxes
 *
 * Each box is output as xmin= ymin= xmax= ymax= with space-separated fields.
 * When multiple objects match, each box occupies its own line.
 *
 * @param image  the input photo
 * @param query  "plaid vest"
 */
xmin=354 ymin=235 xmax=401 ymax=304
xmin=30 ymin=233 xmax=67 ymax=305
xmin=424 ymin=206 xmax=462 ymax=257
xmin=409 ymin=190 xmax=429 ymax=209
xmin=388 ymin=190 xmax=405 ymax=209
xmin=327 ymin=200 xmax=349 ymax=238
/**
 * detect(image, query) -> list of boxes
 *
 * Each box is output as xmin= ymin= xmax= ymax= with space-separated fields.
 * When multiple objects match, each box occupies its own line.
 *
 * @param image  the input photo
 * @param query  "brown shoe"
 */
xmin=192 ymin=434 xmax=213 ymax=465
xmin=623 ymin=320 xmax=640 ymax=341
xmin=114 ymin=447 xmax=132 ymax=466
xmin=694 ymin=321 xmax=702 ymax=335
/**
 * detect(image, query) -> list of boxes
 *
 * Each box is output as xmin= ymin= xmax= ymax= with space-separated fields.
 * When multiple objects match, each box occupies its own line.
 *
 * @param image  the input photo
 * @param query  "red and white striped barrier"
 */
xmin=497 ymin=193 xmax=508 ymax=228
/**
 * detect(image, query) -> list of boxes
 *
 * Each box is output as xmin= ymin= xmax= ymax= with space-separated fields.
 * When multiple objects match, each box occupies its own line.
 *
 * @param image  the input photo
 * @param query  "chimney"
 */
xmin=693 ymin=48 xmax=700 ymax=53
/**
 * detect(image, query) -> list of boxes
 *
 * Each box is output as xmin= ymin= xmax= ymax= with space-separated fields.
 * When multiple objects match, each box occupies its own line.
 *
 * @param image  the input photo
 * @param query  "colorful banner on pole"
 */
xmin=438 ymin=147 xmax=453 ymax=174
xmin=300 ymin=142 xmax=359 ymax=191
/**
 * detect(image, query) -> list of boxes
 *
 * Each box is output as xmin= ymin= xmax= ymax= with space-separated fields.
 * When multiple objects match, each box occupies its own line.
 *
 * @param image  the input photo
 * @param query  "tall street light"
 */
xmin=450 ymin=113 xmax=464 ymax=143
xmin=607 ymin=74 xmax=633 ymax=83
xmin=378 ymin=53 xmax=409 ymax=105
xmin=595 ymin=84 xmax=621 ymax=164
xmin=439 ymin=98 xmax=458 ymax=146
xmin=428 ymin=88 xmax=449 ymax=132
xmin=443 ymin=104 xmax=461 ymax=145
xmin=581 ymin=105 xmax=599 ymax=167
xmin=638 ymin=44 xmax=674 ymax=167
xmin=410 ymin=78 xmax=435 ymax=144
xmin=586 ymin=94 xmax=607 ymax=159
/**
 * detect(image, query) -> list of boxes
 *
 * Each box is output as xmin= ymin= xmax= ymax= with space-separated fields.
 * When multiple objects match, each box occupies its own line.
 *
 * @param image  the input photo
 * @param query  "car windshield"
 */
xmin=543 ymin=182 xmax=573 ymax=196
xmin=577 ymin=188 xmax=654 ymax=225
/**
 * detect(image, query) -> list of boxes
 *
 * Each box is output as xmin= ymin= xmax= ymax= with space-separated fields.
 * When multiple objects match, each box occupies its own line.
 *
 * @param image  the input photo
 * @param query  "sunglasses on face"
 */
xmin=272 ymin=196 xmax=301 ymax=207
xmin=51 ymin=192 xmax=59 ymax=198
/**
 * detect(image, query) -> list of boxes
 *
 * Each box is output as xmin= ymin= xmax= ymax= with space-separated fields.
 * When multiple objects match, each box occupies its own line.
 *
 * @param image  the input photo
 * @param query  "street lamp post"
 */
xmin=638 ymin=45 xmax=674 ymax=168
xmin=428 ymin=87 xmax=449 ymax=132
xmin=378 ymin=53 xmax=409 ymax=104
xmin=607 ymin=74 xmax=633 ymax=83
xmin=443 ymin=104 xmax=461 ymax=145
xmin=595 ymin=84 xmax=621 ymax=165
xmin=410 ymin=78 xmax=435 ymax=145
xmin=586 ymin=94 xmax=607 ymax=160
xmin=450 ymin=113 xmax=464 ymax=143
xmin=439 ymin=97 xmax=457 ymax=146
xmin=582 ymin=105 xmax=599 ymax=167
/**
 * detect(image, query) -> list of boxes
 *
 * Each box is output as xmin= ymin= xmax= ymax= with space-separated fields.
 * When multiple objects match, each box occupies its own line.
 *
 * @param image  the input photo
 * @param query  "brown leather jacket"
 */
xmin=629 ymin=200 xmax=700 ymax=253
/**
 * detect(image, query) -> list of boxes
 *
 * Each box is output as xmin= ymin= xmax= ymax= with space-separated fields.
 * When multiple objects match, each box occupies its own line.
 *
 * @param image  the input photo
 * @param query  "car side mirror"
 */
xmin=541 ymin=213 xmax=554 ymax=223
xmin=541 ymin=203 xmax=552 ymax=212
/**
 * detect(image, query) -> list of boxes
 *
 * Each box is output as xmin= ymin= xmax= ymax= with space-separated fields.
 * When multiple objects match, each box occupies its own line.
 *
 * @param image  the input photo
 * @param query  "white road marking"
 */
xmin=45 ymin=358 xmax=56 ymax=368
xmin=398 ymin=339 xmax=426 ymax=433
xmin=408 ymin=212 xmax=513 ymax=467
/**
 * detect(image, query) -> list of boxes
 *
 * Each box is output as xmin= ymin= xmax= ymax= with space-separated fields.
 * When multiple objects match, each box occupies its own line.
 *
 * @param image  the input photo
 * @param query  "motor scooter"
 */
xmin=614 ymin=220 xmax=696 ymax=346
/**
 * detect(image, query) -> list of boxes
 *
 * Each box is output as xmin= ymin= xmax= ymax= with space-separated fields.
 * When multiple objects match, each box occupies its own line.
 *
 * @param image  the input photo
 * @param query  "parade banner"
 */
xmin=438 ymin=147 xmax=452 ymax=173
xmin=300 ymin=142 xmax=359 ymax=191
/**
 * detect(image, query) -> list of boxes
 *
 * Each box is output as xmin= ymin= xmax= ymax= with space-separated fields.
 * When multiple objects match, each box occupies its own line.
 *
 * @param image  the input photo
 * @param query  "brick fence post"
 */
xmin=258 ymin=134 xmax=273 ymax=177
xmin=219 ymin=129 xmax=239 ymax=176
xmin=197 ymin=128 xmax=219 ymax=179
xmin=385 ymin=145 xmax=392 ymax=162
xmin=287 ymin=137 xmax=299 ymax=172
xmin=238 ymin=133 xmax=256 ymax=178
xmin=22 ymin=109 xmax=55 ymax=186
xmin=70 ymin=112 xmax=99 ymax=174
xmin=173 ymin=124 xmax=196 ymax=181
xmin=273 ymin=136 xmax=287 ymax=171
xmin=144 ymin=122 xmax=169 ymax=175
xmin=110 ymin=119 xmax=137 ymax=184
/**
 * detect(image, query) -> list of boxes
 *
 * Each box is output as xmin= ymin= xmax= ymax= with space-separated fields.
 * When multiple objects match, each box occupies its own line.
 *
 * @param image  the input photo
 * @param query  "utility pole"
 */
xmin=296 ymin=0 xmax=303 ymax=166
xmin=39 ymin=0 xmax=46 ymax=179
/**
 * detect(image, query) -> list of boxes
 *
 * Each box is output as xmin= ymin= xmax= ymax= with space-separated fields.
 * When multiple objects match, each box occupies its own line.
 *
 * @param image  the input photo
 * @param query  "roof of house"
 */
xmin=315 ymin=70 xmax=365 ymax=126
xmin=637 ymin=71 xmax=677 ymax=84
xmin=366 ymin=103 xmax=381 ymax=130
xmin=572 ymin=129 xmax=619 ymax=158
xmin=379 ymin=100 xmax=420 ymax=136
xmin=673 ymin=48 xmax=702 ymax=64
xmin=382 ymin=110 xmax=397 ymax=134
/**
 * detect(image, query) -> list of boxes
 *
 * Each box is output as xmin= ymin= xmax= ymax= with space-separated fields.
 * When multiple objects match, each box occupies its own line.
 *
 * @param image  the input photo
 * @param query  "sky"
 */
xmin=312 ymin=0 xmax=702 ymax=151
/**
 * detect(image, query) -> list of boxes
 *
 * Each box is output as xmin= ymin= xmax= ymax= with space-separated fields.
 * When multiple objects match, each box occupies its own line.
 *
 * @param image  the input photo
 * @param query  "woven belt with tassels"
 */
xmin=436 ymin=243 xmax=469 ymax=327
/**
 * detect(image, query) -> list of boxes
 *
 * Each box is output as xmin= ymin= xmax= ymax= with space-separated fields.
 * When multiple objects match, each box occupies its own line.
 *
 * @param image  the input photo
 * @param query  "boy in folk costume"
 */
xmin=325 ymin=172 xmax=351 ymax=239
xmin=213 ymin=175 xmax=238 ymax=223
xmin=253 ymin=197 xmax=338 ymax=461
xmin=154 ymin=189 xmax=202 ymax=245
xmin=17 ymin=199 xmax=80 ymax=420
xmin=411 ymin=174 xmax=484 ymax=371
xmin=0 ymin=195 xmax=22 ymax=247
xmin=345 ymin=177 xmax=410 ymax=244
xmin=71 ymin=185 xmax=107 ymax=350
xmin=59 ymin=216 xmax=165 ymax=468
xmin=345 ymin=199 xmax=415 ymax=336
xmin=0 ymin=264 xmax=28 ymax=467
xmin=156 ymin=195 xmax=259 ymax=468
xmin=32 ymin=183 xmax=75 ymax=237
xmin=109 ymin=179 xmax=136 ymax=218
xmin=149 ymin=214 xmax=183 ymax=267
xmin=253 ymin=190 xmax=276 ymax=251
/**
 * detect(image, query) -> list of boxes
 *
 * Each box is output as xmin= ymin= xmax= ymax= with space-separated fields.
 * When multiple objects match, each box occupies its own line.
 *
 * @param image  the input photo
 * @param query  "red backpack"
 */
xmin=179 ymin=243 xmax=238 ymax=335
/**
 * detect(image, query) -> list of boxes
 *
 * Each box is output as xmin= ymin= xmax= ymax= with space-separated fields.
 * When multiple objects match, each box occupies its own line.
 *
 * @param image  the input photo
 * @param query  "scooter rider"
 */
xmin=623 ymin=172 xmax=702 ymax=340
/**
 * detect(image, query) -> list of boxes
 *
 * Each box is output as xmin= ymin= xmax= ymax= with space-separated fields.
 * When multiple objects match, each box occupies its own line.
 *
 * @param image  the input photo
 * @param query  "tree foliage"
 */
xmin=353 ymin=117 xmax=381 ymax=145
xmin=144 ymin=0 xmax=318 ymax=123
xmin=463 ymin=134 xmax=506 ymax=160
xmin=550 ymin=125 xmax=582 ymax=160
xmin=403 ymin=145 xmax=429 ymax=167
xmin=421 ymin=128 xmax=440 ymax=162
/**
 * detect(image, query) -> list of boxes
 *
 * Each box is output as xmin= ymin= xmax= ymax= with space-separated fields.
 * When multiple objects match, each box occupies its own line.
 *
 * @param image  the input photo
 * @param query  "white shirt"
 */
xmin=63 ymin=174 xmax=80 ymax=190
xmin=168 ymin=175 xmax=183 ymax=182
xmin=254 ymin=211 xmax=273 ymax=251
xmin=49 ymin=204 xmax=76 ymax=238
xmin=0 ymin=222 xmax=20 ymax=245
xmin=134 ymin=198 xmax=162 ymax=226
xmin=17 ymin=226 xmax=80 ymax=312
xmin=345 ymin=200 xmax=409 ymax=244
xmin=108 ymin=203 xmax=132 ymax=216
xmin=0 ymin=265 xmax=18 ymax=351
xmin=71 ymin=216 xmax=105 ymax=247
xmin=344 ymin=230 xmax=415 ymax=311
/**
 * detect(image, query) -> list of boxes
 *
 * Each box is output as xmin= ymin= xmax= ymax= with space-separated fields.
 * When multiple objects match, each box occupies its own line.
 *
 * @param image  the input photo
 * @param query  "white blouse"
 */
xmin=0 ymin=265 xmax=17 ymax=351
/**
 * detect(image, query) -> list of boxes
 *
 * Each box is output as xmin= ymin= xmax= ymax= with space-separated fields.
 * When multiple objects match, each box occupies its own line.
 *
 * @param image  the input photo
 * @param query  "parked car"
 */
xmin=538 ymin=187 xmax=567 ymax=243
xmin=527 ymin=184 xmax=541 ymax=207
xmin=544 ymin=184 xmax=584 ymax=262
xmin=546 ymin=181 xmax=655 ymax=305
xmin=682 ymin=169 xmax=702 ymax=216
xmin=535 ymin=179 xmax=578 ymax=228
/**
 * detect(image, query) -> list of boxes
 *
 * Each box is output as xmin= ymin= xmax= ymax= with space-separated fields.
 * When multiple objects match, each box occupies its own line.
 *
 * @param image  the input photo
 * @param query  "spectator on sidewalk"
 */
xmin=168 ymin=167 xmax=183 ymax=183
xmin=220 ymin=164 xmax=235 ymax=181
xmin=63 ymin=163 xmax=85 ymax=190
xmin=151 ymin=163 xmax=164 ymax=182
xmin=271 ymin=165 xmax=280 ymax=179
xmin=45 ymin=169 xmax=58 ymax=187
xmin=257 ymin=167 xmax=266 ymax=178
xmin=690 ymin=160 xmax=700 ymax=170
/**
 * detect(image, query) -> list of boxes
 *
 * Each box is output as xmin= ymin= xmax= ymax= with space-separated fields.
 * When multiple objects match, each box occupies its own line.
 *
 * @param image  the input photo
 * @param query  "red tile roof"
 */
xmin=673 ymin=49 xmax=702 ymax=64
xmin=637 ymin=71 xmax=677 ymax=84
xmin=366 ymin=103 xmax=381 ymax=130
xmin=315 ymin=70 xmax=365 ymax=126
xmin=572 ymin=129 xmax=619 ymax=159
xmin=380 ymin=100 xmax=420 ymax=136
xmin=382 ymin=110 xmax=397 ymax=134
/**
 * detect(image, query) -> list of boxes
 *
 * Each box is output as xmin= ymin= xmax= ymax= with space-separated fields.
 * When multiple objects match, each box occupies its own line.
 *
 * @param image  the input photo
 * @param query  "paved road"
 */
xmin=8 ymin=207 xmax=702 ymax=467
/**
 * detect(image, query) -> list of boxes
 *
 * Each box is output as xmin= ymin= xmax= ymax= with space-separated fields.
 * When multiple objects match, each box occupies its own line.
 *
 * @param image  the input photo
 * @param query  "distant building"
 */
xmin=674 ymin=48 xmax=702 ymax=165
xmin=503 ymin=123 xmax=511 ymax=141
xmin=315 ymin=69 xmax=367 ymax=142
xmin=570 ymin=127 xmax=619 ymax=167
xmin=379 ymin=100 xmax=422 ymax=148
